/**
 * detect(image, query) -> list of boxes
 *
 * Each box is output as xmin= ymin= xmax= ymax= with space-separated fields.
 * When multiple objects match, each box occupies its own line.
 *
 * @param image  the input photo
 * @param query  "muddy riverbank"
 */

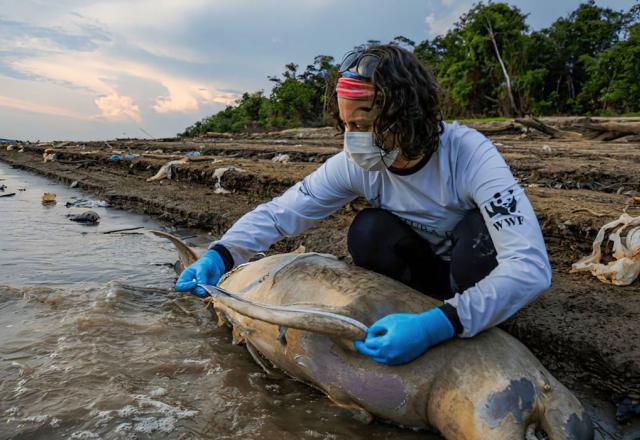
xmin=0 ymin=163 xmax=439 ymax=440
xmin=1 ymin=124 xmax=639 ymax=435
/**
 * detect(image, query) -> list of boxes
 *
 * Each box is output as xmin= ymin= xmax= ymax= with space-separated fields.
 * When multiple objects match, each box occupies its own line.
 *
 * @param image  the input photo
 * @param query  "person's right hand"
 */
xmin=175 ymin=250 xmax=226 ymax=297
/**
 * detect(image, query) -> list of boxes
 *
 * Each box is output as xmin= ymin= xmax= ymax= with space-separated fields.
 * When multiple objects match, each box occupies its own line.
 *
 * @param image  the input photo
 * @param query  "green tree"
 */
xmin=423 ymin=2 xmax=530 ymax=117
xmin=179 ymin=2 xmax=640 ymax=137
xmin=538 ymin=0 xmax=629 ymax=113
xmin=579 ymin=23 xmax=640 ymax=113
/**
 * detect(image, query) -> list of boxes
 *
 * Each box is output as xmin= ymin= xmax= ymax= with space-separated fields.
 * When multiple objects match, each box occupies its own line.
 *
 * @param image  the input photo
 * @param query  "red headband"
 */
xmin=336 ymin=77 xmax=375 ymax=100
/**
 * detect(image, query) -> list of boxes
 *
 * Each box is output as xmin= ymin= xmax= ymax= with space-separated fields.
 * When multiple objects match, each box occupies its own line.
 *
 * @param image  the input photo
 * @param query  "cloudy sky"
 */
xmin=0 ymin=0 xmax=634 ymax=141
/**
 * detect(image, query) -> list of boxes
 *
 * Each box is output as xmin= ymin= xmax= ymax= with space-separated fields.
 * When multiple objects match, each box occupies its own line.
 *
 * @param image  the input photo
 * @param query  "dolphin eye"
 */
xmin=373 ymin=328 xmax=388 ymax=337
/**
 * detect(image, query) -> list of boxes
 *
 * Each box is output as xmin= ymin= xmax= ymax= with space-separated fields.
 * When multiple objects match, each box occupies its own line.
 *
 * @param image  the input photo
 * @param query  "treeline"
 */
xmin=181 ymin=1 xmax=639 ymax=136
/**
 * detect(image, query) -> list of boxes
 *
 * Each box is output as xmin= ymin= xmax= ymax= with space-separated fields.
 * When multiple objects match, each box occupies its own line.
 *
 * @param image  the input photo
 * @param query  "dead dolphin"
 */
xmin=152 ymin=230 xmax=593 ymax=440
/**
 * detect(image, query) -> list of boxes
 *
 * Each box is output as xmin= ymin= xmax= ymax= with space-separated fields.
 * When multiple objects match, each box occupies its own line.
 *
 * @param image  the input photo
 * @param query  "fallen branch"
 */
xmin=468 ymin=121 xmax=521 ymax=134
xmin=515 ymin=116 xmax=583 ymax=140
xmin=102 ymin=226 xmax=145 ymax=234
xmin=572 ymin=208 xmax=610 ymax=218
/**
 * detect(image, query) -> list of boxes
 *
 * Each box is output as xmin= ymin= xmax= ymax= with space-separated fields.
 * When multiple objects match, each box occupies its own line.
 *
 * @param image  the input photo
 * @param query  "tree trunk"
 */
xmin=485 ymin=19 xmax=521 ymax=117
xmin=321 ymin=78 xmax=328 ymax=125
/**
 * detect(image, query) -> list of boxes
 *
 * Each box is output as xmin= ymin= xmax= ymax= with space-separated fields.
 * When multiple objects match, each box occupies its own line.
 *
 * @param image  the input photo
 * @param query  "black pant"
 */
xmin=347 ymin=208 xmax=497 ymax=301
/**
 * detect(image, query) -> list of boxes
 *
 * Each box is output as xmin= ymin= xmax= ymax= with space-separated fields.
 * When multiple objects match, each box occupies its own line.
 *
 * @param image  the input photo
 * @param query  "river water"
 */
xmin=0 ymin=162 xmax=434 ymax=440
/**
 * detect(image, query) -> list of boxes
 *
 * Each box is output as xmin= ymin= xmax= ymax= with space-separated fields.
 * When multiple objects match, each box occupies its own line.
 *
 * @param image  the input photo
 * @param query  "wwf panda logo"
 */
xmin=485 ymin=190 xmax=517 ymax=218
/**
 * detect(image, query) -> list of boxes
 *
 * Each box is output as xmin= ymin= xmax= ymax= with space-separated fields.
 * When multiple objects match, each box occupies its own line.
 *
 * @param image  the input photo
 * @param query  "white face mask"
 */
xmin=343 ymin=131 xmax=399 ymax=171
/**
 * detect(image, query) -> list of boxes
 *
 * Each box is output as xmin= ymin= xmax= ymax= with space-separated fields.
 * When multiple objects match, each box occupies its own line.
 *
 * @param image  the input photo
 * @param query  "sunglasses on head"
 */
xmin=339 ymin=50 xmax=380 ymax=80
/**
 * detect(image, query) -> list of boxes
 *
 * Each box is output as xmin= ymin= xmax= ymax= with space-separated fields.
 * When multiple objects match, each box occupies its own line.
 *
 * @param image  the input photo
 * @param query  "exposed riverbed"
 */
xmin=0 ymin=161 xmax=636 ymax=439
xmin=0 ymin=162 xmax=434 ymax=439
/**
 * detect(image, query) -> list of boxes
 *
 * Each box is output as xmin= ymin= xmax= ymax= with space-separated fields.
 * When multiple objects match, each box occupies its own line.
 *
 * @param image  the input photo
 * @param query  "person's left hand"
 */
xmin=354 ymin=308 xmax=455 ymax=365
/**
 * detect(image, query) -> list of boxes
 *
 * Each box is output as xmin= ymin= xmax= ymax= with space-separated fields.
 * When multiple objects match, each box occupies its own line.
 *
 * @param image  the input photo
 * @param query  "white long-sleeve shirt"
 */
xmin=211 ymin=121 xmax=551 ymax=337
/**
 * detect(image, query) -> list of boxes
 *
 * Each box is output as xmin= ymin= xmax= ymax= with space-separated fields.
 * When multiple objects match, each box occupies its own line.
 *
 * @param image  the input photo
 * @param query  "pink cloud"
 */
xmin=12 ymin=53 xmax=237 ymax=116
xmin=94 ymin=93 xmax=141 ymax=122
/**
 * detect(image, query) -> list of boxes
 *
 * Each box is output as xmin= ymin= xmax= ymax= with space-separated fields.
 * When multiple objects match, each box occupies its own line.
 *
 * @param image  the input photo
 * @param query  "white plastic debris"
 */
xmin=571 ymin=213 xmax=640 ymax=285
xmin=146 ymin=158 xmax=188 ymax=182
xmin=541 ymin=145 xmax=553 ymax=154
xmin=212 ymin=167 xmax=243 ymax=194
xmin=271 ymin=153 xmax=290 ymax=164
xmin=43 ymin=149 xmax=56 ymax=163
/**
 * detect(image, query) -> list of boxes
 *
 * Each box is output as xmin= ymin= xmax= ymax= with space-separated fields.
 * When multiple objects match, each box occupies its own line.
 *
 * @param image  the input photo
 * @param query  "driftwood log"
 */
xmin=574 ymin=120 xmax=640 ymax=141
xmin=510 ymin=116 xmax=640 ymax=142
xmin=467 ymin=121 xmax=522 ymax=135
xmin=514 ymin=116 xmax=583 ymax=140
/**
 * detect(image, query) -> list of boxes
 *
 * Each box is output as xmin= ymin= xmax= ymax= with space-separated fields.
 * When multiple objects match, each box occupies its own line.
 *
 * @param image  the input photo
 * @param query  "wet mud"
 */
xmin=0 ymin=163 xmax=433 ymax=440
xmin=1 ymin=125 xmax=639 ymax=437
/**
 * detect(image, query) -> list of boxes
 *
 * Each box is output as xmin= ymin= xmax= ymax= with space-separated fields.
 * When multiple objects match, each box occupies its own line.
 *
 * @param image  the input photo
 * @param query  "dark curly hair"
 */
xmin=330 ymin=44 xmax=443 ymax=161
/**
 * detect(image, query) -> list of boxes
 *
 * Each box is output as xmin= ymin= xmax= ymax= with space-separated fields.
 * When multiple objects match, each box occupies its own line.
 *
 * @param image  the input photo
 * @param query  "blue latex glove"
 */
xmin=354 ymin=308 xmax=455 ymax=365
xmin=175 ymin=250 xmax=225 ymax=298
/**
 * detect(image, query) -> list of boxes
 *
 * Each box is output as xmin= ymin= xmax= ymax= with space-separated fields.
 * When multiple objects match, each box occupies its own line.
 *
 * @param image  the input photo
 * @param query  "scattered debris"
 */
xmin=65 ymin=198 xmax=109 ymax=208
xmin=571 ymin=213 xmax=640 ymax=285
xmin=6 ymin=145 xmax=14 ymax=151
xmin=70 ymin=181 xmax=78 ymax=188
xmin=17 ymin=147 xmax=24 ymax=153
xmin=41 ymin=192 xmax=57 ymax=205
xmin=43 ymin=149 xmax=56 ymax=163
xmin=0 ymin=192 xmax=16 ymax=198
xmin=102 ymin=226 xmax=144 ymax=234
xmin=541 ymin=145 xmax=553 ymax=154
xmin=271 ymin=153 xmax=290 ymax=164
xmin=146 ymin=158 xmax=188 ymax=182
xmin=17 ymin=188 xmax=26 ymax=191
xmin=263 ymin=126 xmax=337 ymax=139
xmin=67 ymin=210 xmax=100 ymax=224
xmin=0 ymin=184 xmax=5 ymax=191
xmin=204 ymin=131 xmax=235 ymax=139
xmin=109 ymin=153 xmax=140 ymax=161
xmin=212 ymin=167 xmax=243 ymax=194
xmin=184 ymin=151 xmax=201 ymax=157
